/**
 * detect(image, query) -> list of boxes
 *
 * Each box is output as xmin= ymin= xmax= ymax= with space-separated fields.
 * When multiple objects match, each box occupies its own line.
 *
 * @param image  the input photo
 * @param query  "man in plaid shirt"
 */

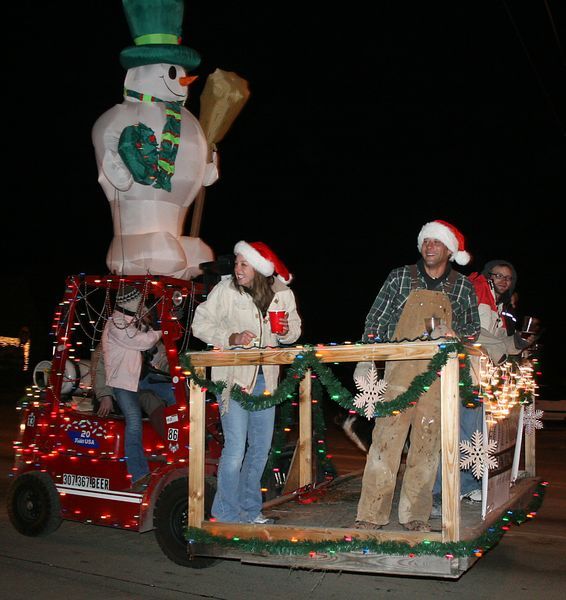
xmin=355 ymin=220 xmax=480 ymax=532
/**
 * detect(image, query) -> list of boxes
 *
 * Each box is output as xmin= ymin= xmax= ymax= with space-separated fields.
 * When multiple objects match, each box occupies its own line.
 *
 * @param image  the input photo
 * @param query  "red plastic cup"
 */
xmin=268 ymin=310 xmax=287 ymax=335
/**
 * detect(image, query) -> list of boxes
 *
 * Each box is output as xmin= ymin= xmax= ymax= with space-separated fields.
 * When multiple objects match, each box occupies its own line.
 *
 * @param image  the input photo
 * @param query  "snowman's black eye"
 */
xmin=168 ymin=66 xmax=177 ymax=80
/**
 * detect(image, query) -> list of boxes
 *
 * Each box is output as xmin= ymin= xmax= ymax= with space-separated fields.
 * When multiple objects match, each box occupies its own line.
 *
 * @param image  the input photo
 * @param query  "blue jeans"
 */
xmin=433 ymin=405 xmax=483 ymax=497
xmin=212 ymin=372 xmax=275 ymax=523
xmin=112 ymin=387 xmax=149 ymax=483
xmin=139 ymin=373 xmax=175 ymax=407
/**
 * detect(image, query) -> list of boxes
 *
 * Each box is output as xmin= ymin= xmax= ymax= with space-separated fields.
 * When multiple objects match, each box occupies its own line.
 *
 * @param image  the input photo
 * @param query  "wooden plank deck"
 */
xmin=204 ymin=467 xmax=482 ymax=536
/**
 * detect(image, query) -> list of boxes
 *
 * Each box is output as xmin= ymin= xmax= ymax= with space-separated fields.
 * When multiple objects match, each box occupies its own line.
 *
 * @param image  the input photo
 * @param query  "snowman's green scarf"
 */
xmin=118 ymin=89 xmax=183 ymax=192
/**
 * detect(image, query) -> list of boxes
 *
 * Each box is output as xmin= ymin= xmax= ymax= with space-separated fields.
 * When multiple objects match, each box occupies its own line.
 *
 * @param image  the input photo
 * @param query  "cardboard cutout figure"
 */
xmin=92 ymin=0 xmax=217 ymax=279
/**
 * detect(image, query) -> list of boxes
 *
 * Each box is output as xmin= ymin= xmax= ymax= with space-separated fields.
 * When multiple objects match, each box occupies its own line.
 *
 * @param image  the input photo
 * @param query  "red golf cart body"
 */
xmin=8 ymin=274 xmax=221 ymax=563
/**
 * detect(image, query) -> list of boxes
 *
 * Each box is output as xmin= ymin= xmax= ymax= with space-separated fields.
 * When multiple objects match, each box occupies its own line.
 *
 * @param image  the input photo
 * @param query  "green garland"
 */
xmin=186 ymin=482 xmax=547 ymax=559
xmin=181 ymin=342 xmax=481 ymax=418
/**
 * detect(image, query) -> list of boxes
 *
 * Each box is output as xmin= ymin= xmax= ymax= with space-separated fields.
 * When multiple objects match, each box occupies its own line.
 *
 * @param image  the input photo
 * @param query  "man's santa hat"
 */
xmin=234 ymin=241 xmax=292 ymax=284
xmin=417 ymin=219 xmax=471 ymax=265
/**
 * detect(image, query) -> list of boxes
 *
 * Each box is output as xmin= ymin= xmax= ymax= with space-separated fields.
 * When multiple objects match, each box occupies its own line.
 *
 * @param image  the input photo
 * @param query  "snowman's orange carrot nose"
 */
xmin=179 ymin=75 xmax=198 ymax=87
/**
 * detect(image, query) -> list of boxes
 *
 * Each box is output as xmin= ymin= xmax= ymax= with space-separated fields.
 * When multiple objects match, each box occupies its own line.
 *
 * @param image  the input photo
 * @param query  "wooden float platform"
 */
xmin=185 ymin=343 xmax=542 ymax=578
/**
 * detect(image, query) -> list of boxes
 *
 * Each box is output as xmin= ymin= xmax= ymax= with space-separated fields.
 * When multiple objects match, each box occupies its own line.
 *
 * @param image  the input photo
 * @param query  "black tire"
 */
xmin=154 ymin=476 xmax=216 ymax=567
xmin=7 ymin=472 xmax=62 ymax=537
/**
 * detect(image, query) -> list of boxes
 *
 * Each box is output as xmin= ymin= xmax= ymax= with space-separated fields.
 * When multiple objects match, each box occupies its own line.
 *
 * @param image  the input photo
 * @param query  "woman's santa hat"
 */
xmin=234 ymin=241 xmax=293 ymax=284
xmin=417 ymin=219 xmax=471 ymax=265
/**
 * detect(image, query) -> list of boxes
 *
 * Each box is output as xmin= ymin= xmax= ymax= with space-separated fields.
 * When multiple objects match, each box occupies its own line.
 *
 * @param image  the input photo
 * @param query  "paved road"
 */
xmin=1 ymin=386 xmax=565 ymax=599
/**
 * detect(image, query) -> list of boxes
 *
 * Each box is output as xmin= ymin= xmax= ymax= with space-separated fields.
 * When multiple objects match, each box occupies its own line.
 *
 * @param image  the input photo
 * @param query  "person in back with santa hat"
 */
xmin=469 ymin=260 xmax=536 ymax=363
xmin=354 ymin=219 xmax=480 ymax=532
xmin=191 ymin=241 xmax=302 ymax=524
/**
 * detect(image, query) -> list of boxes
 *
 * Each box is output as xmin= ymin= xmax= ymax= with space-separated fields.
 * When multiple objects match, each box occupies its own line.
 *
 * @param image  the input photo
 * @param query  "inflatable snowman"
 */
xmin=92 ymin=0 xmax=217 ymax=280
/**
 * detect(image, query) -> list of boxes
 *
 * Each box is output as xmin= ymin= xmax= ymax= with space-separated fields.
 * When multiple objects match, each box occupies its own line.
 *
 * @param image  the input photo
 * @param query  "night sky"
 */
xmin=4 ymin=1 xmax=566 ymax=397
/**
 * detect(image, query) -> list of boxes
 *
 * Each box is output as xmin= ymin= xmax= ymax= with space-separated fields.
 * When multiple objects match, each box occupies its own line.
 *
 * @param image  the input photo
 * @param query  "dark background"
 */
xmin=3 ymin=1 xmax=565 ymax=397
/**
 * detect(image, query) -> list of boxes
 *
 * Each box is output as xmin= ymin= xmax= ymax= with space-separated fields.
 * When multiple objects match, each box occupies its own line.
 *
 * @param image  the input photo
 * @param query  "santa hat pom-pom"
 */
xmin=454 ymin=250 xmax=471 ymax=266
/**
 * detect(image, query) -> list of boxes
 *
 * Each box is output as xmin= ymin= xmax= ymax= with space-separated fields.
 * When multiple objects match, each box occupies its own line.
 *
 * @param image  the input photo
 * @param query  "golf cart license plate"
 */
xmin=62 ymin=474 xmax=110 ymax=490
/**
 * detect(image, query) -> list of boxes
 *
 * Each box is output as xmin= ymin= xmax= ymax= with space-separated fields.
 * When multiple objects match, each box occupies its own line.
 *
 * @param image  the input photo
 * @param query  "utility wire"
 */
xmin=543 ymin=0 xmax=566 ymax=66
xmin=500 ymin=0 xmax=566 ymax=135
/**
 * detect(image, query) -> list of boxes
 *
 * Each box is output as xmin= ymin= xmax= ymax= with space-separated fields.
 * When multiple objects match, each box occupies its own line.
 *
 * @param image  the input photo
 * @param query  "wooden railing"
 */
xmin=186 ymin=341 xmax=468 ymax=542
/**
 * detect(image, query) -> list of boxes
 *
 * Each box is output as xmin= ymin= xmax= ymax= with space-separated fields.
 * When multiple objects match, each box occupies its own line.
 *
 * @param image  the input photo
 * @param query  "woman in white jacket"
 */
xmin=191 ymin=241 xmax=301 ymax=523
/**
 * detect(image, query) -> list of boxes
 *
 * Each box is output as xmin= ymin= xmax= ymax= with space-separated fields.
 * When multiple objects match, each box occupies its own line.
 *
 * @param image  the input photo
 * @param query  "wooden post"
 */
xmin=298 ymin=369 xmax=313 ymax=488
xmin=188 ymin=366 xmax=206 ymax=528
xmin=441 ymin=351 xmax=460 ymax=542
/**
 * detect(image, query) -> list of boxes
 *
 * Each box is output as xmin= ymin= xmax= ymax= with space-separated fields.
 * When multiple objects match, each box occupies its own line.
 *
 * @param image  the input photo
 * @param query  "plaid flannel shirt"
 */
xmin=363 ymin=265 xmax=480 ymax=342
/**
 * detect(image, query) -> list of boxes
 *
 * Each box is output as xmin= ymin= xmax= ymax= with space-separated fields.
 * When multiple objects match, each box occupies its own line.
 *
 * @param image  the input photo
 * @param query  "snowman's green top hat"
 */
xmin=119 ymin=0 xmax=201 ymax=70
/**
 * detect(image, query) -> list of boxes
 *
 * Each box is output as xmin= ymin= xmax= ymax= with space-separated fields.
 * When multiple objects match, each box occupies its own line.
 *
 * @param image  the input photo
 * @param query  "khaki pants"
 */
xmin=356 ymin=358 xmax=442 ymax=526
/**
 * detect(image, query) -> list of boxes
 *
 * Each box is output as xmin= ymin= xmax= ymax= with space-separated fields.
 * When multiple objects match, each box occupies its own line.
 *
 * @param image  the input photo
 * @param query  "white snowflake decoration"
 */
xmin=523 ymin=404 xmax=544 ymax=436
xmin=460 ymin=430 xmax=498 ymax=479
xmin=353 ymin=362 xmax=387 ymax=419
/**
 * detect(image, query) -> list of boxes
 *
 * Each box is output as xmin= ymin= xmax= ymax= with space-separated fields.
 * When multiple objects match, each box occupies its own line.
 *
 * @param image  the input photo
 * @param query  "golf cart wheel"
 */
xmin=154 ymin=476 xmax=216 ymax=567
xmin=7 ymin=472 xmax=62 ymax=537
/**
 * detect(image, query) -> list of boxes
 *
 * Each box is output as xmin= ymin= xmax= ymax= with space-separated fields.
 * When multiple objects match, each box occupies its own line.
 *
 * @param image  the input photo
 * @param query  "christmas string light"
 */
xmin=478 ymin=355 xmax=537 ymax=424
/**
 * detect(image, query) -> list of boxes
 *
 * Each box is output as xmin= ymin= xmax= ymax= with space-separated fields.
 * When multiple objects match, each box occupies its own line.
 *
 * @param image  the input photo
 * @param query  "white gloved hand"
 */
xmin=102 ymin=149 xmax=133 ymax=191
xmin=202 ymin=150 xmax=219 ymax=186
xmin=354 ymin=361 xmax=374 ymax=382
